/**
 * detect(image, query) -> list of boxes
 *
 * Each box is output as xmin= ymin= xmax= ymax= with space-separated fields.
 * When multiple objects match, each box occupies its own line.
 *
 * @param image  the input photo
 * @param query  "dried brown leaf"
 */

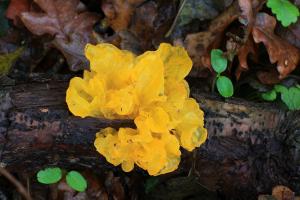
xmin=252 ymin=13 xmax=300 ymax=79
xmin=233 ymin=0 xmax=264 ymax=79
xmin=272 ymin=185 xmax=295 ymax=200
xmin=128 ymin=1 xmax=175 ymax=50
xmin=238 ymin=0 xmax=254 ymax=32
xmin=277 ymin=20 xmax=300 ymax=49
xmin=118 ymin=30 xmax=142 ymax=54
xmin=101 ymin=0 xmax=145 ymax=32
xmin=236 ymin=39 xmax=257 ymax=79
xmin=257 ymin=68 xmax=281 ymax=85
xmin=105 ymin=172 xmax=125 ymax=200
xmin=6 ymin=0 xmax=30 ymax=26
xmin=129 ymin=1 xmax=157 ymax=50
xmin=103 ymin=1 xmax=175 ymax=53
xmin=20 ymin=0 xmax=99 ymax=71
xmin=83 ymin=172 xmax=108 ymax=200
xmin=184 ymin=2 xmax=239 ymax=75
xmin=184 ymin=0 xmax=265 ymax=77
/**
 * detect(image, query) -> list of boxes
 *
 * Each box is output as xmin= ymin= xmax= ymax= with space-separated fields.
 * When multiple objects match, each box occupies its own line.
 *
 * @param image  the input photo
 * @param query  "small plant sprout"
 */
xmin=261 ymin=84 xmax=300 ymax=111
xmin=66 ymin=171 xmax=87 ymax=192
xmin=267 ymin=0 xmax=300 ymax=27
xmin=261 ymin=90 xmax=277 ymax=101
xmin=37 ymin=167 xmax=87 ymax=192
xmin=37 ymin=167 xmax=62 ymax=184
xmin=210 ymin=49 xmax=234 ymax=98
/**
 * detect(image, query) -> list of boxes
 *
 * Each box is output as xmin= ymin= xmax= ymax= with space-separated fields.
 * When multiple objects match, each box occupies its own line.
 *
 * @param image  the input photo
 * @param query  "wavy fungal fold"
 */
xmin=66 ymin=43 xmax=207 ymax=175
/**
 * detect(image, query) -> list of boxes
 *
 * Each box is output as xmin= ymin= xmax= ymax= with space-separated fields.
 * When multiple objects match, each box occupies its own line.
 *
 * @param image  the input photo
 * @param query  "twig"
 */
xmin=165 ymin=0 xmax=187 ymax=38
xmin=0 ymin=167 xmax=32 ymax=200
xmin=211 ymin=77 xmax=216 ymax=93
xmin=27 ymin=176 xmax=31 ymax=198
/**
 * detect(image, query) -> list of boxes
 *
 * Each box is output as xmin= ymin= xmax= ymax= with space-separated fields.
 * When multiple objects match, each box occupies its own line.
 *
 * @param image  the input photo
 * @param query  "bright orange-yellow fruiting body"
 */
xmin=66 ymin=43 xmax=207 ymax=175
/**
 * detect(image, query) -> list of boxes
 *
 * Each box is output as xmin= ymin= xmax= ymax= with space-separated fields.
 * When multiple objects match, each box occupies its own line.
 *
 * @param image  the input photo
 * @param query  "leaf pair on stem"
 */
xmin=37 ymin=167 xmax=87 ymax=192
xmin=211 ymin=49 xmax=233 ymax=98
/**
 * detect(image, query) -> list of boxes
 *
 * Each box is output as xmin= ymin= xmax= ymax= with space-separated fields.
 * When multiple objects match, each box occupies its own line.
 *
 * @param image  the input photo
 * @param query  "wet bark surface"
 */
xmin=0 ymin=76 xmax=299 ymax=199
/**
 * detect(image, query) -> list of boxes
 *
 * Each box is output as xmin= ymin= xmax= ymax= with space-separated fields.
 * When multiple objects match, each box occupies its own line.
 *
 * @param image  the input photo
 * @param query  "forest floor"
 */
xmin=0 ymin=0 xmax=299 ymax=199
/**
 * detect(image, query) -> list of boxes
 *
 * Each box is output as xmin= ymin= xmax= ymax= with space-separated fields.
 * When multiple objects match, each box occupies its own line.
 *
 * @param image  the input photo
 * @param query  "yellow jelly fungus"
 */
xmin=66 ymin=43 xmax=208 ymax=176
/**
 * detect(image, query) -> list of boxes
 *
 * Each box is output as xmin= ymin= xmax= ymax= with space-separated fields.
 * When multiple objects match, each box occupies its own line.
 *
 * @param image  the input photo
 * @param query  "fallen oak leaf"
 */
xmin=128 ymin=1 xmax=158 ymax=50
xmin=21 ymin=0 xmax=99 ymax=71
xmin=101 ymin=0 xmax=145 ymax=32
xmin=252 ymin=13 xmax=300 ymax=79
xmin=103 ymin=0 xmax=176 ymax=52
xmin=128 ymin=0 xmax=176 ymax=51
xmin=272 ymin=185 xmax=295 ymax=200
xmin=235 ymin=38 xmax=257 ymax=79
xmin=231 ymin=0 xmax=264 ymax=79
xmin=184 ymin=1 xmax=240 ymax=75
xmin=184 ymin=0 xmax=264 ymax=76
xmin=258 ymin=185 xmax=300 ymax=200
xmin=238 ymin=0 xmax=267 ymax=36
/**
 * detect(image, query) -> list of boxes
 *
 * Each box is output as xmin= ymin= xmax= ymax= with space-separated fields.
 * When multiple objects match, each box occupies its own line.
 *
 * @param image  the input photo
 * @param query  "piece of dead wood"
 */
xmin=0 ymin=78 xmax=298 ymax=198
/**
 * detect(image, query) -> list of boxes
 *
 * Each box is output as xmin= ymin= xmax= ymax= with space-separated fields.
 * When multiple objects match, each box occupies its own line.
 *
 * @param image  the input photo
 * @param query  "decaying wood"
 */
xmin=0 ymin=78 xmax=299 ymax=199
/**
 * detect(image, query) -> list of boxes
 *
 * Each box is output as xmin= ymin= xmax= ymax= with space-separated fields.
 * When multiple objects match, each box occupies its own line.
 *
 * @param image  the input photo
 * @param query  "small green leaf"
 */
xmin=66 ymin=171 xmax=87 ymax=192
xmin=281 ymin=86 xmax=300 ymax=110
xmin=0 ymin=47 xmax=24 ymax=76
xmin=37 ymin=167 xmax=62 ymax=184
xmin=145 ymin=177 xmax=160 ymax=194
xmin=216 ymin=76 xmax=234 ymax=98
xmin=262 ymin=90 xmax=277 ymax=101
xmin=274 ymin=84 xmax=288 ymax=93
xmin=267 ymin=0 xmax=300 ymax=27
xmin=211 ymin=49 xmax=228 ymax=73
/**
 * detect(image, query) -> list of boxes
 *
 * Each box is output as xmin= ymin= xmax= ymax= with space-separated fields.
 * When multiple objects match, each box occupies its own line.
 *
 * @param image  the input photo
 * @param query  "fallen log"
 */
xmin=0 ymin=77 xmax=299 ymax=199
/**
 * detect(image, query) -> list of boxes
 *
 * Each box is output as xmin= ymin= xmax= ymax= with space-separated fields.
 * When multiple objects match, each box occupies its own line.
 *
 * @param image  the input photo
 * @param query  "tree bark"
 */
xmin=0 ymin=77 xmax=299 ymax=198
